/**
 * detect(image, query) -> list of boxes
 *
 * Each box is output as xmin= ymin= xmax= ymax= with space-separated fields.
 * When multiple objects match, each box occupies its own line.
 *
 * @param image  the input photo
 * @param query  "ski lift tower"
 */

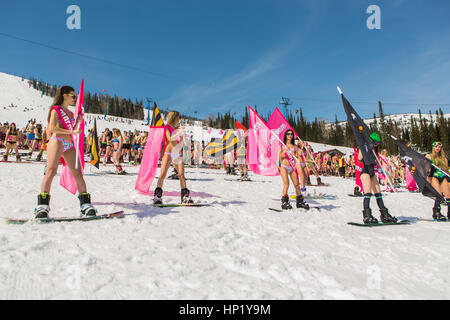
xmin=279 ymin=97 xmax=292 ymax=116
xmin=145 ymin=97 xmax=153 ymax=125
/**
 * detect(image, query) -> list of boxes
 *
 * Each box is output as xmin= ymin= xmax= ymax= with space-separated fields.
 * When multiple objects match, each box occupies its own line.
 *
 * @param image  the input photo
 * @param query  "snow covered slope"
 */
xmin=0 ymin=163 xmax=449 ymax=299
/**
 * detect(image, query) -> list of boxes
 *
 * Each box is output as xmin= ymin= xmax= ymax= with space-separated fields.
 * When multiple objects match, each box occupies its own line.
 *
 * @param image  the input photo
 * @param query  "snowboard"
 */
xmin=268 ymin=206 xmax=321 ymax=212
xmin=224 ymin=178 xmax=253 ymax=182
xmin=290 ymin=193 xmax=335 ymax=200
xmin=4 ymin=211 xmax=125 ymax=225
xmin=348 ymin=193 xmax=389 ymax=197
xmin=347 ymin=220 xmax=411 ymax=227
xmin=152 ymin=203 xmax=210 ymax=208
xmin=418 ymin=218 xmax=450 ymax=223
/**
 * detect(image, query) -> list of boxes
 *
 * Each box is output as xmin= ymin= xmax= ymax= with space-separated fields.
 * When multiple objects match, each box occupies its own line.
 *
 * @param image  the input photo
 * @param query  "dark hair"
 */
xmin=283 ymin=130 xmax=294 ymax=145
xmin=47 ymin=86 xmax=75 ymax=123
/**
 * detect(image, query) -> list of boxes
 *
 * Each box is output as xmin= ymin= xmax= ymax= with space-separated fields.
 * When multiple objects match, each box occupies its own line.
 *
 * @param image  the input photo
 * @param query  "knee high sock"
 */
xmin=374 ymin=193 xmax=386 ymax=210
xmin=434 ymin=199 xmax=441 ymax=211
xmin=363 ymin=193 xmax=372 ymax=210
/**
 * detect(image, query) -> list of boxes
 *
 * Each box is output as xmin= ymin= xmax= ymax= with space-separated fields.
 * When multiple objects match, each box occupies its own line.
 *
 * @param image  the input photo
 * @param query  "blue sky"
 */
xmin=0 ymin=0 xmax=449 ymax=121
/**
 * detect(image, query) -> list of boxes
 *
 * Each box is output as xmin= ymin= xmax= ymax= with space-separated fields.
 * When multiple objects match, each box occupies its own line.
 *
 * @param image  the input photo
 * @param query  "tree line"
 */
xmin=26 ymin=78 xmax=449 ymax=154
xmin=207 ymin=104 xmax=449 ymax=155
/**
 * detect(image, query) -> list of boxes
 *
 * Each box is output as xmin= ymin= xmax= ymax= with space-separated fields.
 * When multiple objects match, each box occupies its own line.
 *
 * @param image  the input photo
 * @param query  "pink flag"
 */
xmin=247 ymin=106 xmax=279 ymax=176
xmin=354 ymin=148 xmax=364 ymax=192
xmin=267 ymin=107 xmax=299 ymax=140
xmin=406 ymin=168 xmax=417 ymax=191
xmin=267 ymin=107 xmax=300 ymax=173
xmin=135 ymin=126 xmax=166 ymax=193
xmin=60 ymin=79 xmax=85 ymax=194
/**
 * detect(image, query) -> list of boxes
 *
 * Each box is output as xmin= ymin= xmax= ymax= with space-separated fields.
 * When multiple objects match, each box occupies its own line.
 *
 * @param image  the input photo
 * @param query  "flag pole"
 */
xmin=372 ymin=150 xmax=398 ymax=192
xmin=270 ymin=129 xmax=301 ymax=163
xmin=391 ymin=135 xmax=450 ymax=179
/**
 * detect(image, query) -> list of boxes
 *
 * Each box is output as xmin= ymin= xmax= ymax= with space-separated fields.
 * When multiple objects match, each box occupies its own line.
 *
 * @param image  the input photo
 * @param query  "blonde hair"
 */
xmin=431 ymin=147 xmax=448 ymax=171
xmin=113 ymin=128 xmax=122 ymax=138
xmin=166 ymin=111 xmax=180 ymax=128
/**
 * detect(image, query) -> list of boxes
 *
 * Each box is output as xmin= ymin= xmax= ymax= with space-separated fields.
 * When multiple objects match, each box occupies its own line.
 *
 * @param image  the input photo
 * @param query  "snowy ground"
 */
xmin=0 ymin=159 xmax=449 ymax=300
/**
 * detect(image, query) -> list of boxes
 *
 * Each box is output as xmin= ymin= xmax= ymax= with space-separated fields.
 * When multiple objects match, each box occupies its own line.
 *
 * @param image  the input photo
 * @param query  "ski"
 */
xmin=152 ymin=203 xmax=210 ymax=208
xmin=4 ymin=211 xmax=125 ymax=225
xmin=347 ymin=220 xmax=411 ymax=227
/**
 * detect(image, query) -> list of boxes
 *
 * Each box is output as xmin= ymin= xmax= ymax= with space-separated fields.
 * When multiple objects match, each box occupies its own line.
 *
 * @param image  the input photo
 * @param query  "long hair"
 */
xmin=47 ymin=86 xmax=75 ymax=123
xmin=431 ymin=145 xmax=448 ymax=171
xmin=113 ymin=128 xmax=122 ymax=138
xmin=166 ymin=111 xmax=180 ymax=128
xmin=283 ymin=129 xmax=294 ymax=145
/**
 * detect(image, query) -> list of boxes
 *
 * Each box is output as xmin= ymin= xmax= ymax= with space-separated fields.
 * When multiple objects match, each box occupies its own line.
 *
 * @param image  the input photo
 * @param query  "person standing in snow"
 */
xmin=358 ymin=132 xmax=397 ymax=224
xmin=425 ymin=141 xmax=450 ymax=220
xmin=278 ymin=129 xmax=309 ymax=210
xmin=35 ymin=86 xmax=97 ymax=218
xmin=153 ymin=111 xmax=194 ymax=205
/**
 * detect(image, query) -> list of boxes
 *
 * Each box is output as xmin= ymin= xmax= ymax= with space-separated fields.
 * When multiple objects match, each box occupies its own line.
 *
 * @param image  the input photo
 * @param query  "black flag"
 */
xmin=339 ymin=89 xmax=376 ymax=166
xmin=89 ymin=118 xmax=100 ymax=169
xmin=392 ymin=136 xmax=444 ymax=202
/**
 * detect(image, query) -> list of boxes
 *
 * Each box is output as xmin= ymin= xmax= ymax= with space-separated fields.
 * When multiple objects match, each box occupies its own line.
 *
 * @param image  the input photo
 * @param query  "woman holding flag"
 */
xmin=426 ymin=141 xmax=450 ymax=220
xmin=358 ymin=132 xmax=397 ymax=224
xmin=278 ymin=129 xmax=309 ymax=210
xmin=35 ymin=86 xmax=97 ymax=218
xmin=153 ymin=111 xmax=193 ymax=205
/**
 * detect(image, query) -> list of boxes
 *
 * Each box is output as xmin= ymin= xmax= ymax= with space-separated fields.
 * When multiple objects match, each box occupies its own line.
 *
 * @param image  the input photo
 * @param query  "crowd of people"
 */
xmin=1 ymin=85 xmax=449 ymax=223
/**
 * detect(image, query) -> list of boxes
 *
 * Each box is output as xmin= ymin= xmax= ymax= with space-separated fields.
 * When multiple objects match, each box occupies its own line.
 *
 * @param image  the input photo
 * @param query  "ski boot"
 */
xmin=317 ymin=177 xmax=325 ymax=186
xmin=153 ymin=187 xmax=163 ymax=205
xmin=36 ymin=154 xmax=42 ymax=161
xmin=281 ymin=195 xmax=292 ymax=210
xmin=242 ymin=173 xmax=251 ymax=181
xmin=354 ymin=186 xmax=363 ymax=197
xmin=35 ymin=193 xmax=50 ymax=219
xmin=16 ymin=154 xmax=21 ymax=162
xmin=115 ymin=165 xmax=127 ymax=175
xmin=306 ymin=176 xmax=312 ymax=186
xmin=432 ymin=207 xmax=446 ymax=221
xmin=79 ymin=193 xmax=97 ymax=217
xmin=296 ymin=195 xmax=310 ymax=210
xmin=2 ymin=154 xmax=7 ymax=162
xmin=363 ymin=208 xmax=378 ymax=224
xmin=379 ymin=207 xmax=397 ymax=223
xmin=181 ymin=188 xmax=194 ymax=204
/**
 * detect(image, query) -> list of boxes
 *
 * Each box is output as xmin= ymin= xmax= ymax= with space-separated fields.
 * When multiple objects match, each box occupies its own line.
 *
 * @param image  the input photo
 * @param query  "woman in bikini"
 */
xmin=112 ymin=128 xmax=126 ymax=174
xmin=153 ymin=111 xmax=193 ymax=205
xmin=294 ymin=138 xmax=308 ymax=193
xmin=35 ymin=86 xmax=97 ymax=218
xmin=278 ymin=130 xmax=308 ymax=210
xmin=3 ymin=123 xmax=21 ymax=162
xmin=425 ymin=141 xmax=450 ymax=220
xmin=35 ymin=125 xmax=48 ymax=162
xmin=122 ymin=130 xmax=131 ymax=163
xmin=29 ymin=123 xmax=43 ymax=159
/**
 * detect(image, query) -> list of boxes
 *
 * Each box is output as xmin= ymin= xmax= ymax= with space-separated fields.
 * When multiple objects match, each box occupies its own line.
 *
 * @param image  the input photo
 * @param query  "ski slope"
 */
xmin=0 ymin=162 xmax=449 ymax=300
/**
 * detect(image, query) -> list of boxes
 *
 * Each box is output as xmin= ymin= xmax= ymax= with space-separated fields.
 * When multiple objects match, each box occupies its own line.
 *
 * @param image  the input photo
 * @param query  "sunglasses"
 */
xmin=66 ymin=93 xmax=77 ymax=99
xmin=286 ymin=132 xmax=293 ymax=136
xmin=432 ymin=142 xmax=442 ymax=148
